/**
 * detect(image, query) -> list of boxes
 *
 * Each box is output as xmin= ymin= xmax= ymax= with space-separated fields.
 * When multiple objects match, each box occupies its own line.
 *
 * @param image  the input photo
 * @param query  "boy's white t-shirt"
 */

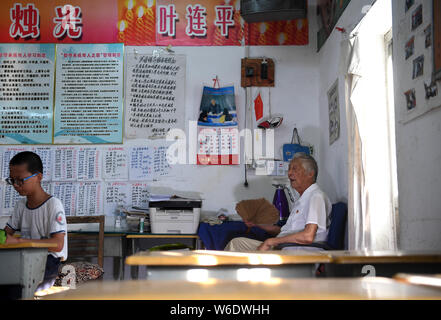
xmin=6 ymin=196 xmax=68 ymax=261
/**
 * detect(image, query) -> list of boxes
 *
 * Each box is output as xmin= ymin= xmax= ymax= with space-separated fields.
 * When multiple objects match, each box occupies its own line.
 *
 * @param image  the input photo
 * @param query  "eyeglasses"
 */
xmin=5 ymin=173 xmax=39 ymax=186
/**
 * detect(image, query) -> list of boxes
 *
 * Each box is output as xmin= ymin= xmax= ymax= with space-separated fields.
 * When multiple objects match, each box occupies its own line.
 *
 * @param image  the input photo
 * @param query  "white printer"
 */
xmin=149 ymin=198 xmax=202 ymax=234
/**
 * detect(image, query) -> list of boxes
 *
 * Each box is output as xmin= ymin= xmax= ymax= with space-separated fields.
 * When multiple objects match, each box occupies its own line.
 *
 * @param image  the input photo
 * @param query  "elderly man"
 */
xmin=224 ymin=152 xmax=331 ymax=251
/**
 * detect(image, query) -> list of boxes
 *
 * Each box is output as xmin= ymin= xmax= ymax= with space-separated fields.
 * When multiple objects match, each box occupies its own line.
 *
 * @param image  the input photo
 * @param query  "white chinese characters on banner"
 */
xmin=9 ymin=4 xmax=83 ymax=40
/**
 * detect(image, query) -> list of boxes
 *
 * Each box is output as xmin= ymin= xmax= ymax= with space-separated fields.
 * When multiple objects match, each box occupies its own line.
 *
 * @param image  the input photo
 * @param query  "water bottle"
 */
xmin=139 ymin=217 xmax=145 ymax=233
xmin=115 ymin=214 xmax=121 ymax=229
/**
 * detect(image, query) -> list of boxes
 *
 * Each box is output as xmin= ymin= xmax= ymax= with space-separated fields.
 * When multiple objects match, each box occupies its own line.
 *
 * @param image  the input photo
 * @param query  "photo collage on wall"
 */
xmin=402 ymin=1 xmax=438 ymax=115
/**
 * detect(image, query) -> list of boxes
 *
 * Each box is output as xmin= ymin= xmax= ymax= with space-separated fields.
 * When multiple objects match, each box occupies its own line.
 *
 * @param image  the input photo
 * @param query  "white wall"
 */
xmin=392 ymin=0 xmax=441 ymax=250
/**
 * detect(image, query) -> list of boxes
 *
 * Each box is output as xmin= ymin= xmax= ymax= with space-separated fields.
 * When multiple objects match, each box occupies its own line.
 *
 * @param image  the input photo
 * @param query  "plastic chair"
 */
xmin=275 ymin=202 xmax=347 ymax=251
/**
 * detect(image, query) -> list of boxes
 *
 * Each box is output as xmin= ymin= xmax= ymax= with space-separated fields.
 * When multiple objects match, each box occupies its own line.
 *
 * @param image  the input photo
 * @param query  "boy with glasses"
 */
xmin=3 ymin=151 xmax=67 ymax=292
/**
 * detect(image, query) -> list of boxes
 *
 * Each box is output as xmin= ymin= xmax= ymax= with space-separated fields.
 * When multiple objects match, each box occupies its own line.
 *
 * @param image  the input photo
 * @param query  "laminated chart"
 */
xmin=54 ymin=43 xmax=124 ymax=144
xmin=0 ymin=43 xmax=55 ymax=144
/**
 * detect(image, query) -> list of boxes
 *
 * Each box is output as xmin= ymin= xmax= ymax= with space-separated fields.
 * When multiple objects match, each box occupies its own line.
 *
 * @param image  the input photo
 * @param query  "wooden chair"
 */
xmin=66 ymin=216 xmax=105 ymax=268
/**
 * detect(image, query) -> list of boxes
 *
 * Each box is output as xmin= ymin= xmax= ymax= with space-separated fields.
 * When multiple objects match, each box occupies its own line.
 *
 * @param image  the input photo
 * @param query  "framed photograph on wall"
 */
xmin=327 ymin=79 xmax=340 ymax=145
xmin=434 ymin=0 xmax=441 ymax=80
xmin=405 ymin=36 xmax=414 ymax=60
xmin=411 ymin=4 xmax=423 ymax=31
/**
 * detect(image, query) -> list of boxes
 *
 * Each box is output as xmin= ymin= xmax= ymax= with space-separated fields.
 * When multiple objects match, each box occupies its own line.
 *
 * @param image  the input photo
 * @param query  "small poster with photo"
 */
xmin=404 ymin=89 xmax=416 ymax=111
xmin=424 ymin=24 xmax=432 ymax=48
xmin=412 ymin=55 xmax=424 ymax=79
xmin=405 ymin=36 xmax=414 ymax=60
xmin=327 ymin=80 xmax=340 ymax=145
xmin=411 ymin=4 xmax=423 ymax=31
xmin=198 ymin=86 xmax=238 ymax=127
xmin=405 ymin=0 xmax=414 ymax=12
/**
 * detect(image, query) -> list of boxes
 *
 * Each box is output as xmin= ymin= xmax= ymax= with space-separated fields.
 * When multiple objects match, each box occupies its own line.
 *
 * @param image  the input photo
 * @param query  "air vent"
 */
xmin=240 ymin=0 xmax=307 ymax=23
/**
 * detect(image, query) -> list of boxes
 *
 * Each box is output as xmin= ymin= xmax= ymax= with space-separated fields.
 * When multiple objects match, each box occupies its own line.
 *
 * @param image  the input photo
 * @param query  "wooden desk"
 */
xmin=43 ymin=277 xmax=441 ymax=300
xmin=125 ymin=250 xmax=332 ymax=280
xmin=324 ymin=250 xmax=441 ymax=277
xmin=394 ymin=273 xmax=441 ymax=290
xmin=0 ymin=242 xmax=57 ymax=299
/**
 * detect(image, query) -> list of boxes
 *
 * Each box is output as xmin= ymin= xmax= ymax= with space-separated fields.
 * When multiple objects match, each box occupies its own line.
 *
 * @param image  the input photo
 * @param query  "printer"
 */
xmin=149 ymin=198 xmax=202 ymax=234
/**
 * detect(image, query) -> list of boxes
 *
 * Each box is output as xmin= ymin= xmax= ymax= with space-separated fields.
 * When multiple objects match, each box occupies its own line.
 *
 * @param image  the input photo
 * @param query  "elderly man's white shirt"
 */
xmin=277 ymin=183 xmax=331 ymax=242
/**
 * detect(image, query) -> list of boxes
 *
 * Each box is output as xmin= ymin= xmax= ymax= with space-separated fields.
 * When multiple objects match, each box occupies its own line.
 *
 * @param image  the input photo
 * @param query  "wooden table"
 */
xmin=125 ymin=250 xmax=332 ymax=280
xmin=393 ymin=273 xmax=441 ymax=290
xmin=0 ymin=242 xmax=57 ymax=299
xmin=42 ymin=277 xmax=441 ymax=300
xmin=323 ymin=250 xmax=441 ymax=277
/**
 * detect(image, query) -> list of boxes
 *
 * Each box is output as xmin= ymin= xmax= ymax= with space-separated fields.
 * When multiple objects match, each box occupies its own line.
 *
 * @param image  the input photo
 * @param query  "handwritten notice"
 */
xmin=1 ymin=147 xmax=29 ymax=179
xmin=2 ymin=185 xmax=23 ymax=214
xmin=0 ymin=185 xmax=2 ymax=215
xmin=0 ymin=43 xmax=55 ymax=144
xmin=129 ymin=146 xmax=153 ymax=180
xmin=54 ymin=43 xmax=124 ymax=144
xmin=53 ymin=147 xmax=78 ymax=181
xmin=77 ymin=147 xmax=101 ymax=181
xmin=125 ymin=54 xmax=186 ymax=138
xmin=103 ymin=147 xmax=128 ymax=181
xmin=103 ymin=182 xmax=131 ymax=216
xmin=76 ymin=182 xmax=102 ymax=216
xmin=52 ymin=182 xmax=77 ymax=216
xmin=152 ymin=146 xmax=172 ymax=178
xmin=32 ymin=147 xmax=53 ymax=181
xmin=131 ymin=182 xmax=150 ymax=208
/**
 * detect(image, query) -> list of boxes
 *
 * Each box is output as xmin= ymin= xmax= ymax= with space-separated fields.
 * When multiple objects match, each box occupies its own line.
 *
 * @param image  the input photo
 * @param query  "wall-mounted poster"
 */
xmin=411 ymin=4 xmax=423 ymax=31
xmin=404 ymin=89 xmax=416 ymax=111
xmin=54 ymin=43 xmax=124 ymax=144
xmin=327 ymin=79 xmax=340 ymax=145
xmin=405 ymin=36 xmax=415 ymax=60
xmin=412 ymin=54 xmax=424 ymax=79
xmin=405 ymin=0 xmax=415 ymax=13
xmin=0 ymin=43 xmax=55 ymax=144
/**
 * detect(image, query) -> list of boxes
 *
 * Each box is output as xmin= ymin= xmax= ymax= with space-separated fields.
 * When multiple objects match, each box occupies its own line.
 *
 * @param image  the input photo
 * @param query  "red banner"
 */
xmin=0 ymin=0 xmax=308 ymax=46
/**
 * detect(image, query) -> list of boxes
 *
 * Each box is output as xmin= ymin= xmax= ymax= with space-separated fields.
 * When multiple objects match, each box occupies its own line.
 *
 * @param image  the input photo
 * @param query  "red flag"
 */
xmin=254 ymin=93 xmax=263 ymax=121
